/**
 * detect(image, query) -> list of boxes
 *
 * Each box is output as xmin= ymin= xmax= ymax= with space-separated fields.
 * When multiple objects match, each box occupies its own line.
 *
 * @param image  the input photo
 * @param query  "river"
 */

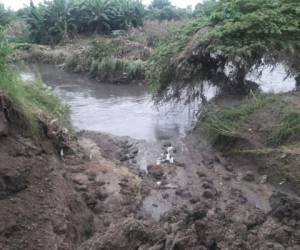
xmin=20 ymin=63 xmax=296 ymax=141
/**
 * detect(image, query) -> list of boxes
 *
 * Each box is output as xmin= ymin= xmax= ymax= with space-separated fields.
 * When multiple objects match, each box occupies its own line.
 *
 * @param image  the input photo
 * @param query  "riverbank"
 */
xmin=198 ymin=91 xmax=300 ymax=193
xmin=11 ymin=21 xmax=184 ymax=85
xmin=1 ymin=86 xmax=300 ymax=249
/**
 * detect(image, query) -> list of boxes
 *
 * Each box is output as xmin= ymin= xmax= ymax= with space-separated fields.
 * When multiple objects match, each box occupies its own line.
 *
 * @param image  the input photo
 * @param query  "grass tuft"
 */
xmin=199 ymin=93 xmax=272 ymax=145
xmin=270 ymin=112 xmax=300 ymax=145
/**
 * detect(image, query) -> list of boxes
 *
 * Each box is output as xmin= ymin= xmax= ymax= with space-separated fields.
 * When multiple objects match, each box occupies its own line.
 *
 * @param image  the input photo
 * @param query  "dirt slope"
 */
xmin=1 ymin=93 xmax=300 ymax=250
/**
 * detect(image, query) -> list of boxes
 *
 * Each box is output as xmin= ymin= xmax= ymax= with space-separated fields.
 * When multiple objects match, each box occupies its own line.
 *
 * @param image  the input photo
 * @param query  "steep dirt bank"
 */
xmin=0 ymin=93 xmax=95 ymax=249
xmin=1 ymin=90 xmax=300 ymax=250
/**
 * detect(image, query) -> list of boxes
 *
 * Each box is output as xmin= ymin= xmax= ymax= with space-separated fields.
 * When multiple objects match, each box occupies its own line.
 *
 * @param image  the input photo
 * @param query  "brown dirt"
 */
xmin=1 ymin=93 xmax=300 ymax=250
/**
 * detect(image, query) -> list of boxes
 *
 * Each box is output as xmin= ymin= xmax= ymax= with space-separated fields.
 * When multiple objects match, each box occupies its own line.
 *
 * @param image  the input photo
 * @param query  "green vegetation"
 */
xmin=0 ymin=4 xmax=14 ymax=26
xmin=0 ymin=32 xmax=68 ymax=134
xmin=24 ymin=0 xmax=145 ymax=45
xmin=89 ymin=57 xmax=145 ymax=80
xmin=148 ymin=0 xmax=300 ymax=101
xmin=65 ymin=37 xmax=146 ymax=81
xmin=147 ymin=0 xmax=192 ymax=21
xmin=199 ymin=92 xmax=300 ymax=191
xmin=16 ymin=0 xmax=193 ymax=45
xmin=199 ymin=93 xmax=272 ymax=145
xmin=193 ymin=0 xmax=218 ymax=17
xmin=270 ymin=112 xmax=300 ymax=146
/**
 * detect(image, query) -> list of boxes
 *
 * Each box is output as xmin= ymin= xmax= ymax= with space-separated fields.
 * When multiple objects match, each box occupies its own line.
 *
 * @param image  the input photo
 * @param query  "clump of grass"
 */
xmin=86 ymin=38 xmax=114 ymax=59
xmin=89 ymin=57 xmax=145 ymax=80
xmin=270 ymin=112 xmax=300 ymax=145
xmin=0 ymin=31 xmax=69 ymax=134
xmin=0 ymin=68 xmax=69 ymax=135
xmin=199 ymin=93 xmax=272 ymax=145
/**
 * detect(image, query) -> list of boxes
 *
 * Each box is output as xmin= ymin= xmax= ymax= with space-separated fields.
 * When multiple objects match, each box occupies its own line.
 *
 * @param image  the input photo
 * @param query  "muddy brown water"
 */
xmin=20 ymin=64 xmax=296 ymax=142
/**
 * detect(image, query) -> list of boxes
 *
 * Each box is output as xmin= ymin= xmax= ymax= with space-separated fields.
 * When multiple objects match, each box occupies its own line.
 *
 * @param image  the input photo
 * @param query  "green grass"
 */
xmin=89 ymin=57 xmax=145 ymax=80
xmin=270 ymin=112 xmax=300 ymax=146
xmin=0 ymin=66 xmax=69 ymax=135
xmin=199 ymin=93 xmax=272 ymax=145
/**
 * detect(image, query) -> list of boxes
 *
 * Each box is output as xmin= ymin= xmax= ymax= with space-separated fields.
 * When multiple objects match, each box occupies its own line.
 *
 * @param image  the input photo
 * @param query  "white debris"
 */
xmin=60 ymin=148 xmax=64 ymax=158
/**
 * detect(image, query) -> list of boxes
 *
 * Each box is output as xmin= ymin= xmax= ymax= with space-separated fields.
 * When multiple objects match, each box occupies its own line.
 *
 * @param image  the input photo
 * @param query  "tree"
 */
xmin=148 ymin=0 xmax=300 ymax=102
xmin=150 ymin=0 xmax=171 ymax=10
xmin=0 ymin=4 xmax=14 ymax=27
xmin=193 ymin=0 xmax=218 ymax=17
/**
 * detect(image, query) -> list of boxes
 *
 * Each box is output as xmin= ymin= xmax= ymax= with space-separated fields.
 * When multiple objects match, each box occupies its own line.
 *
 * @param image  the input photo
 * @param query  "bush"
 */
xmin=148 ymin=0 xmax=300 ymax=102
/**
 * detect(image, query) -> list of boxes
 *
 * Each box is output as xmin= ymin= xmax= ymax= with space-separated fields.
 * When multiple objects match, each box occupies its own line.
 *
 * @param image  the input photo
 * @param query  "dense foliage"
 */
xmin=148 ymin=0 xmax=300 ymax=102
xmin=0 ymin=4 xmax=14 ymax=27
xmin=24 ymin=0 xmax=145 ymax=45
xmin=193 ymin=0 xmax=218 ymax=17
xmin=147 ymin=0 xmax=193 ymax=21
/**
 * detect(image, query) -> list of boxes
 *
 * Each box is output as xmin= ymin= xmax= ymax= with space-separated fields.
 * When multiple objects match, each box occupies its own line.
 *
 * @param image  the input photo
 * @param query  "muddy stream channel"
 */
xmin=20 ymin=63 xmax=296 ymax=220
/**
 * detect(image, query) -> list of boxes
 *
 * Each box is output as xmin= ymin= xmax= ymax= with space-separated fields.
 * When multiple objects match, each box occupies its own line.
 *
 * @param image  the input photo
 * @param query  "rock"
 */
xmin=225 ymin=165 xmax=234 ymax=172
xmin=163 ymin=142 xmax=172 ymax=147
xmin=196 ymin=171 xmax=206 ymax=178
xmin=190 ymin=196 xmax=201 ymax=204
xmin=130 ymin=147 xmax=138 ymax=155
xmin=119 ymin=154 xmax=129 ymax=162
xmin=202 ymin=181 xmax=213 ymax=189
xmin=95 ymin=189 xmax=108 ymax=201
xmin=0 ymin=168 xmax=27 ymax=198
xmin=222 ymin=175 xmax=231 ymax=181
xmin=74 ymin=184 xmax=87 ymax=192
xmin=202 ymin=190 xmax=214 ymax=199
xmin=175 ymin=189 xmax=192 ymax=198
xmin=270 ymin=192 xmax=300 ymax=221
xmin=147 ymin=165 xmax=164 ymax=179
xmin=72 ymin=173 xmax=88 ymax=185
xmin=242 ymin=171 xmax=255 ymax=182
xmin=259 ymin=175 xmax=268 ymax=184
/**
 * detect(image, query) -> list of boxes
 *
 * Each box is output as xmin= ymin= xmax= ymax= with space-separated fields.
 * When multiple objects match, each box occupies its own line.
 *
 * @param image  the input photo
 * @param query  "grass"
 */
xmin=199 ymin=91 xmax=300 ymax=191
xmin=90 ymin=57 xmax=145 ymax=79
xmin=0 ymin=66 xmax=69 ymax=135
xmin=270 ymin=112 xmax=300 ymax=145
xmin=199 ymin=93 xmax=272 ymax=145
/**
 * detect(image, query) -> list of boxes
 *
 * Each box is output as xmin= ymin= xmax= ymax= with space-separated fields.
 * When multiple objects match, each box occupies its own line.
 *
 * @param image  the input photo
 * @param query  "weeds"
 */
xmin=199 ymin=93 xmax=271 ymax=144
xmin=270 ymin=112 xmax=300 ymax=145
xmin=0 ymin=32 xmax=69 ymax=135
xmin=89 ymin=57 xmax=145 ymax=79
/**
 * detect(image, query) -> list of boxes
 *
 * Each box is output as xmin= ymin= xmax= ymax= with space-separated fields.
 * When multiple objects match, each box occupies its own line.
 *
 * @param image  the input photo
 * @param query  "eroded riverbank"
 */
xmin=1 ymin=63 xmax=298 ymax=249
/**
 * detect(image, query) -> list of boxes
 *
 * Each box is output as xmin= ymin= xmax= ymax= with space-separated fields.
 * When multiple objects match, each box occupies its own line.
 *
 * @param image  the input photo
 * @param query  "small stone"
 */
xmin=190 ymin=197 xmax=201 ymax=204
xmin=196 ymin=171 xmax=206 ymax=178
xmin=152 ymin=203 xmax=158 ymax=207
xmin=202 ymin=190 xmax=214 ymax=199
xmin=259 ymin=175 xmax=268 ymax=184
xmin=243 ymin=171 xmax=255 ymax=182
xmin=72 ymin=173 xmax=88 ymax=185
xmin=225 ymin=165 xmax=234 ymax=172
xmin=222 ymin=175 xmax=231 ymax=181
xmin=147 ymin=165 xmax=164 ymax=179
xmin=163 ymin=142 xmax=172 ymax=147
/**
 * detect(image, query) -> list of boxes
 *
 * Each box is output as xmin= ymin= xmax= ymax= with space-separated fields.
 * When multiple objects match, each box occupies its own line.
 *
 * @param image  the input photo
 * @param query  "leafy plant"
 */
xmin=148 ymin=0 xmax=300 ymax=102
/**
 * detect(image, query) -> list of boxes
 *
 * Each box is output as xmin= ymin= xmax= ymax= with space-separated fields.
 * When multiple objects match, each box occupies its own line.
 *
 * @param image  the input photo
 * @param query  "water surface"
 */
xmin=21 ymin=64 xmax=217 ymax=141
xmin=20 ymin=63 xmax=296 ymax=141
